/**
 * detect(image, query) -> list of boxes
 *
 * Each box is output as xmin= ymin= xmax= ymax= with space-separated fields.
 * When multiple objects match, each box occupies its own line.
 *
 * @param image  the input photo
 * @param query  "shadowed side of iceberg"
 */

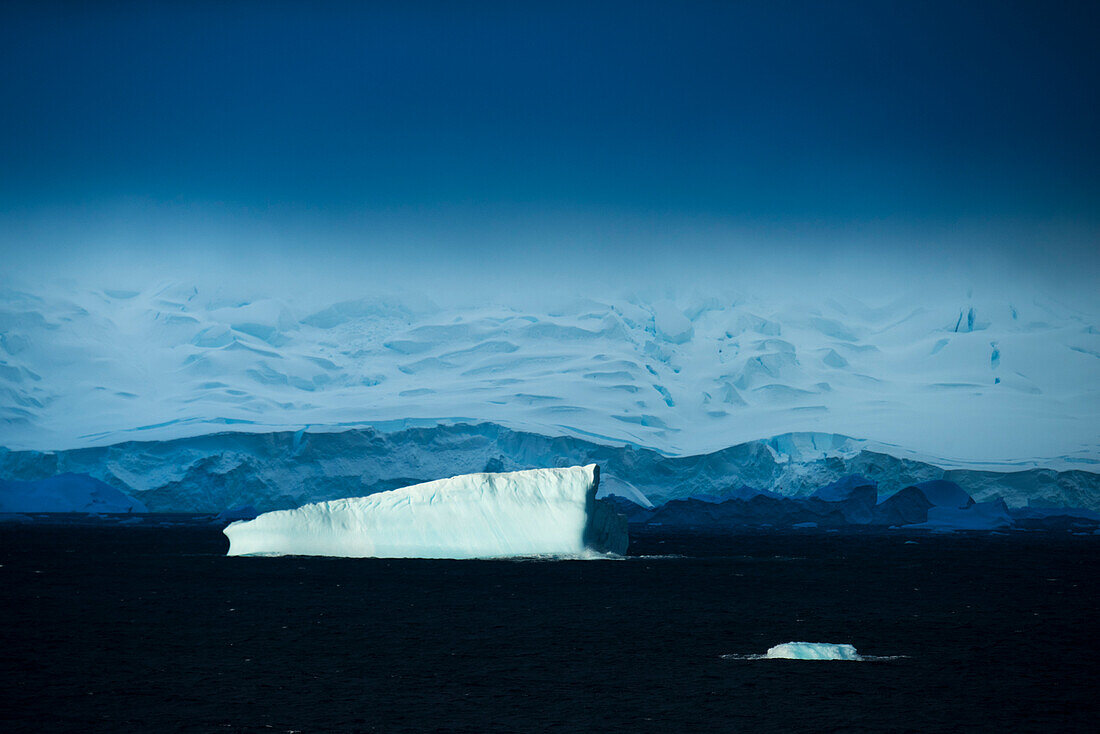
xmin=223 ymin=464 xmax=627 ymax=558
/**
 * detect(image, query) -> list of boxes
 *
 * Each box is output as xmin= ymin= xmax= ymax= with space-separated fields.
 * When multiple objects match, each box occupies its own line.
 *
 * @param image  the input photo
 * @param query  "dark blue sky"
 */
xmin=1 ymin=1 xmax=1097 ymax=293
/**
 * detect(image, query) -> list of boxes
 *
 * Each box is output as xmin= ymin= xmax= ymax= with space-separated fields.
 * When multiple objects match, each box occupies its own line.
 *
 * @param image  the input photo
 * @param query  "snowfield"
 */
xmin=223 ymin=464 xmax=626 ymax=559
xmin=1 ymin=283 xmax=1096 ymax=474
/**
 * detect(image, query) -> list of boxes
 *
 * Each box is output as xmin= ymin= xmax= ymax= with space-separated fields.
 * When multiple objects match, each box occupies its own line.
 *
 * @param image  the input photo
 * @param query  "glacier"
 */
xmin=1 ymin=282 xmax=1097 ymax=473
xmin=223 ymin=464 xmax=628 ymax=559
xmin=2 ymin=422 xmax=1099 ymax=514
xmin=1 ymin=281 xmax=1097 ymax=516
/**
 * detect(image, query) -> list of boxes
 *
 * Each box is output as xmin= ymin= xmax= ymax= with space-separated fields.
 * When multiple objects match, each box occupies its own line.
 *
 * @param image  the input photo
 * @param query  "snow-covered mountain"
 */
xmin=2 ymin=423 xmax=1097 ymax=513
xmin=1 ymin=282 xmax=1098 ymax=474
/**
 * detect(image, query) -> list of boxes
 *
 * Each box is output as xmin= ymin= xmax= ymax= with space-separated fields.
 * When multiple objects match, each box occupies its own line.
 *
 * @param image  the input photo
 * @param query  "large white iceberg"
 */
xmin=223 ymin=464 xmax=627 ymax=558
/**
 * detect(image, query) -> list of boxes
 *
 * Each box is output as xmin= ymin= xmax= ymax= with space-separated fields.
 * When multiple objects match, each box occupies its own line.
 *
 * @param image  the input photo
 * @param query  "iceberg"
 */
xmin=872 ymin=485 xmax=935 ymax=525
xmin=215 ymin=505 xmax=260 ymax=522
xmin=224 ymin=464 xmax=627 ymax=559
xmin=0 ymin=473 xmax=147 ymax=513
xmin=911 ymin=498 xmax=1013 ymax=531
xmin=811 ymin=474 xmax=876 ymax=503
xmin=907 ymin=479 xmax=973 ymax=509
xmin=765 ymin=642 xmax=863 ymax=661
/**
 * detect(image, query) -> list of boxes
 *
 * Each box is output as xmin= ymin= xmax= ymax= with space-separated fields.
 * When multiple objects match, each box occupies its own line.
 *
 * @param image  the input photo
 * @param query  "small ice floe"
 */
xmin=722 ymin=641 xmax=900 ymax=661
xmin=765 ymin=642 xmax=861 ymax=660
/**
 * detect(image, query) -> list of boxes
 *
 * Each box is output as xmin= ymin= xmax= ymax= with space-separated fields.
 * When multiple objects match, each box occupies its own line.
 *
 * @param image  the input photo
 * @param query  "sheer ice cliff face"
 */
xmin=223 ymin=464 xmax=627 ymax=559
xmin=1 ymin=283 xmax=1097 ymax=471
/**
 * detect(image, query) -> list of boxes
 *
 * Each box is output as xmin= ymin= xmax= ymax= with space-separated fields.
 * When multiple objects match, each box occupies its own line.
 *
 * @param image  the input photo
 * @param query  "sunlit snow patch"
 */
xmin=224 ymin=464 xmax=627 ymax=559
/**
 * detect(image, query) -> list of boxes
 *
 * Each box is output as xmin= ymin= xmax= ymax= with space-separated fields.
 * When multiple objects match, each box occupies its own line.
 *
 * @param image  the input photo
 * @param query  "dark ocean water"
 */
xmin=1 ymin=523 xmax=1097 ymax=733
